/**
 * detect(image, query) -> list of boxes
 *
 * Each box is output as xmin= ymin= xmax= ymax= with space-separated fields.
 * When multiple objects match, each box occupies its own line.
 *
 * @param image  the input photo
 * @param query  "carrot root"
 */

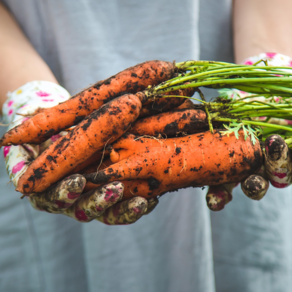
xmin=84 ymin=131 xmax=263 ymax=190
xmin=17 ymin=94 xmax=142 ymax=194
xmin=1 ymin=60 xmax=175 ymax=146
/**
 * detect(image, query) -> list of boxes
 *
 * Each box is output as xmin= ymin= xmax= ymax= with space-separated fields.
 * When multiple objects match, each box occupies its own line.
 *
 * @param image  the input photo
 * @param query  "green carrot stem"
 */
xmin=183 ymin=67 xmax=292 ymax=81
xmin=233 ymin=111 xmax=292 ymax=118
xmin=197 ymin=89 xmax=214 ymax=133
xmin=284 ymin=137 xmax=292 ymax=147
xmin=214 ymin=117 xmax=292 ymax=132
xmin=225 ymin=85 xmax=292 ymax=96
xmin=158 ymin=95 xmax=207 ymax=104
xmin=154 ymin=77 xmax=292 ymax=96
xmin=230 ymin=108 xmax=292 ymax=116
xmin=175 ymin=60 xmax=230 ymax=68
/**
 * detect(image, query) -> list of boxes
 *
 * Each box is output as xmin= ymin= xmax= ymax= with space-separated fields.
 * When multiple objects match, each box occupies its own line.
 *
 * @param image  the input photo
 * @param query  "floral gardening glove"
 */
xmin=3 ymin=81 xmax=158 ymax=223
xmin=206 ymin=53 xmax=292 ymax=211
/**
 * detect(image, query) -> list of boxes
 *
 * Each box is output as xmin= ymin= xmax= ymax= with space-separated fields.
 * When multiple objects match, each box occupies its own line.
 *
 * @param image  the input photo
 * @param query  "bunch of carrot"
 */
xmin=3 ymin=59 xmax=292 ymax=201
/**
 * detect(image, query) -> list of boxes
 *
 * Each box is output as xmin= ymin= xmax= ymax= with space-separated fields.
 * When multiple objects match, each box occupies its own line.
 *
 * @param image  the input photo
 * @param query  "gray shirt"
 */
xmin=1 ymin=1 xmax=292 ymax=292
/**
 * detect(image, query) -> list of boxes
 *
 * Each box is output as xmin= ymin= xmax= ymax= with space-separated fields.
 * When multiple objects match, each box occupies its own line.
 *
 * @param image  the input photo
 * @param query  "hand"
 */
xmin=206 ymin=53 xmax=292 ymax=211
xmin=3 ymin=81 xmax=158 ymax=224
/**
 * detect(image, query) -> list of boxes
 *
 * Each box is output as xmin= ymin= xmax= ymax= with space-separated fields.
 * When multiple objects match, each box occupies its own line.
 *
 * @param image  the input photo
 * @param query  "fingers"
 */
xmin=241 ymin=174 xmax=269 ymax=201
xmin=144 ymin=197 xmax=159 ymax=215
xmin=28 ymin=174 xmax=86 ymax=213
xmin=206 ymin=183 xmax=236 ymax=211
xmin=3 ymin=131 xmax=65 ymax=189
xmin=65 ymin=182 xmax=124 ymax=222
xmin=264 ymin=135 xmax=292 ymax=188
xmin=96 ymin=196 xmax=149 ymax=225
xmin=4 ymin=144 xmax=38 ymax=187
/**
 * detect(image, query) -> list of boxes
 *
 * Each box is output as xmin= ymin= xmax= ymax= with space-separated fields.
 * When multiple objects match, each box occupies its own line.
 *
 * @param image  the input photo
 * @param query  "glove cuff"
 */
xmin=2 ymin=81 xmax=71 ymax=124
xmin=242 ymin=52 xmax=292 ymax=66
xmin=219 ymin=52 xmax=292 ymax=100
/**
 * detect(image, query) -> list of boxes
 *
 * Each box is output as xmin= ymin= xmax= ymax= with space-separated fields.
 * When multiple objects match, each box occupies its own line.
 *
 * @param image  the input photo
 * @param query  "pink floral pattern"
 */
xmin=3 ymin=146 xmax=11 ymax=158
xmin=242 ymin=52 xmax=292 ymax=68
xmin=75 ymin=209 xmax=88 ymax=221
xmin=220 ymin=52 xmax=292 ymax=127
xmin=3 ymin=81 xmax=71 ymax=124
xmin=11 ymin=161 xmax=26 ymax=174
xmin=36 ymin=91 xmax=51 ymax=97
xmin=2 ymin=81 xmax=71 ymax=189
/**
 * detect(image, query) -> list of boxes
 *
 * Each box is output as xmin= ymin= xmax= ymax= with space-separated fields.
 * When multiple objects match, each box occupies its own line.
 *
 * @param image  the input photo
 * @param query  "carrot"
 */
xmin=81 ymin=163 xmax=185 ymax=200
xmin=79 ymin=157 xmax=170 ymax=199
xmin=71 ymin=151 xmax=103 ymax=174
xmin=84 ymin=130 xmax=263 ymax=190
xmin=130 ymin=109 xmax=208 ymax=137
xmin=0 ymin=60 xmax=175 ymax=147
xmin=173 ymin=99 xmax=196 ymax=110
xmin=138 ymin=87 xmax=195 ymax=118
xmin=75 ymin=158 xmax=163 ymax=200
xmin=16 ymin=93 xmax=143 ymax=194
xmin=77 ymin=146 xmax=201 ymax=200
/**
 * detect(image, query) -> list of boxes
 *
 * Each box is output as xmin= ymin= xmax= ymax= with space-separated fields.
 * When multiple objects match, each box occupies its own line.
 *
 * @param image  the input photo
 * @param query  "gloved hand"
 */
xmin=3 ymin=81 xmax=158 ymax=223
xmin=206 ymin=53 xmax=292 ymax=211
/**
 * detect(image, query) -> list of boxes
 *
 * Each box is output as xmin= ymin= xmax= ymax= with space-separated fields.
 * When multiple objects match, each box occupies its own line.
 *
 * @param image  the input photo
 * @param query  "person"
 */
xmin=1 ymin=0 xmax=292 ymax=291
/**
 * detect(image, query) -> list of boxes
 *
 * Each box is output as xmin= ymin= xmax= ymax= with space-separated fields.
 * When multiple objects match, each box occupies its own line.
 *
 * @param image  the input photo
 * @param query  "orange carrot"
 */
xmin=173 ymin=99 xmax=196 ymax=110
xmin=74 ymin=158 xmax=163 ymax=200
xmin=1 ymin=61 xmax=175 ymax=147
xmin=81 ymin=161 xmax=182 ymax=200
xmin=78 ymin=147 xmax=196 ymax=200
xmin=139 ymin=87 xmax=195 ymax=118
xmin=17 ymin=93 xmax=143 ymax=194
xmin=130 ymin=109 xmax=208 ymax=137
xmin=84 ymin=131 xmax=263 ymax=190
xmin=71 ymin=151 xmax=103 ymax=174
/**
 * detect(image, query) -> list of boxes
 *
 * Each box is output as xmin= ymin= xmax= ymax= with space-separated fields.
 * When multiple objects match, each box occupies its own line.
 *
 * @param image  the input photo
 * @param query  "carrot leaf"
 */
xmin=221 ymin=123 xmax=261 ymax=145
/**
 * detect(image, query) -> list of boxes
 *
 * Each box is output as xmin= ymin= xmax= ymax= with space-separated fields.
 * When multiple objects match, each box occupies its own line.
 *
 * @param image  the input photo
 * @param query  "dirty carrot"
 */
xmin=130 ymin=109 xmax=208 ymax=137
xmin=139 ymin=87 xmax=195 ymax=118
xmin=71 ymin=151 xmax=103 ymax=174
xmin=0 ymin=60 xmax=175 ymax=146
xmin=3 ymin=60 xmax=292 ymax=148
xmin=80 ymin=158 xmax=193 ymax=200
xmin=173 ymin=99 xmax=196 ymax=110
xmin=16 ymin=93 xmax=143 ymax=194
xmin=78 ymin=156 xmax=173 ymax=200
xmin=84 ymin=130 xmax=263 ymax=190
